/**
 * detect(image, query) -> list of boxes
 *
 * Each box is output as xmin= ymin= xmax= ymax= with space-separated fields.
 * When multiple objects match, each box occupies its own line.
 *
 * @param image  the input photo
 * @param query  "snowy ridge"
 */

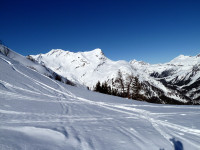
xmin=31 ymin=49 xmax=200 ymax=104
xmin=0 ymin=45 xmax=75 ymax=87
xmin=0 ymin=46 xmax=200 ymax=149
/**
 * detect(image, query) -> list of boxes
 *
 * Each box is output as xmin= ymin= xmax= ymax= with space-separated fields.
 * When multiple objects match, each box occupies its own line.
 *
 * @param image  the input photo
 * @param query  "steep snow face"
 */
xmin=1 ymin=49 xmax=200 ymax=150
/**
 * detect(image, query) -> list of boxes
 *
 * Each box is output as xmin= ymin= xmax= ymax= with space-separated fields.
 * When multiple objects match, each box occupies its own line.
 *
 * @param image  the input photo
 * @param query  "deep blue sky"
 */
xmin=1 ymin=0 xmax=200 ymax=64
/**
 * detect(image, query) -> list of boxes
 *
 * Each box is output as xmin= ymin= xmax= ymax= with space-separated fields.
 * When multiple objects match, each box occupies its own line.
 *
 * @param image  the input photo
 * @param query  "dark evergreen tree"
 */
xmin=115 ymin=70 xmax=125 ymax=97
xmin=111 ymin=88 xmax=118 ymax=96
xmin=94 ymin=81 xmax=101 ymax=92
xmin=126 ymin=74 xmax=134 ymax=99
xmin=131 ymin=76 xmax=141 ymax=99
xmin=107 ymin=85 xmax=111 ymax=95
xmin=102 ymin=81 xmax=107 ymax=94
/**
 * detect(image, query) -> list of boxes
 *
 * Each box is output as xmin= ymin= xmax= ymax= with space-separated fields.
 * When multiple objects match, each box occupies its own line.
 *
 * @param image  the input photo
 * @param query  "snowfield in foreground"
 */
xmin=0 ymin=53 xmax=200 ymax=150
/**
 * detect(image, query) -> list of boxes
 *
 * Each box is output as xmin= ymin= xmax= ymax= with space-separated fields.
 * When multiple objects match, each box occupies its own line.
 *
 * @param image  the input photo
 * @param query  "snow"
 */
xmin=1 ymin=50 xmax=200 ymax=149
xmin=169 ymin=54 xmax=200 ymax=66
xmin=31 ymin=48 xmax=199 ymax=102
xmin=31 ymin=49 xmax=136 ymax=87
xmin=0 ymin=45 xmax=51 ymax=76
xmin=31 ymin=50 xmax=154 ymax=90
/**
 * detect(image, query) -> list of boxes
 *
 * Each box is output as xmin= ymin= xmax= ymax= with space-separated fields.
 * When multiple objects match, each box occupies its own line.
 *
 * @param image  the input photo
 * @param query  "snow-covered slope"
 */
xmin=0 ymin=45 xmax=75 ymax=86
xmin=31 ymin=49 xmax=200 ymax=104
xmin=1 ymin=47 xmax=200 ymax=150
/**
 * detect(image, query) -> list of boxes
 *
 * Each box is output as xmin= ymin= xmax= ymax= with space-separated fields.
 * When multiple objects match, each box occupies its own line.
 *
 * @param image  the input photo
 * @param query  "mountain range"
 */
xmin=29 ymin=48 xmax=200 ymax=105
xmin=0 ymin=44 xmax=199 ymax=104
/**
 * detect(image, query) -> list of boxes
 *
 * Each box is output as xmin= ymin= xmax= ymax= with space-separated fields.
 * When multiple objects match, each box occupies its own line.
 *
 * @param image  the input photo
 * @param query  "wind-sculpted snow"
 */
xmin=0 ymin=52 xmax=200 ymax=149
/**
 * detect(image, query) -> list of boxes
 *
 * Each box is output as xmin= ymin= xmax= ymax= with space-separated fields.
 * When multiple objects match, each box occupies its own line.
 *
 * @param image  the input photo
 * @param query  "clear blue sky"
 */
xmin=1 ymin=0 xmax=200 ymax=64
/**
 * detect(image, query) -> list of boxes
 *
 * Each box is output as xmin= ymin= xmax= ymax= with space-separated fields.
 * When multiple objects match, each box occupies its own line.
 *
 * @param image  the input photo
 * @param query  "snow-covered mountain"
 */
xmin=31 ymin=49 xmax=200 ymax=104
xmin=1 ymin=45 xmax=200 ymax=150
xmin=148 ymin=55 xmax=200 ymax=103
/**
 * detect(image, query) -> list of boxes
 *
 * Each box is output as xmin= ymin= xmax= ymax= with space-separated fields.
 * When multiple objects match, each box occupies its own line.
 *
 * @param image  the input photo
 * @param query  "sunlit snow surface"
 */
xmin=31 ymin=49 xmax=200 ymax=103
xmin=0 ymin=53 xmax=200 ymax=150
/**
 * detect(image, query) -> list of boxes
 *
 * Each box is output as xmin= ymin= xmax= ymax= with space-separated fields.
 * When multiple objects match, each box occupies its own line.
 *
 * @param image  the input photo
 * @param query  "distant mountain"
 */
xmin=31 ymin=49 xmax=200 ymax=104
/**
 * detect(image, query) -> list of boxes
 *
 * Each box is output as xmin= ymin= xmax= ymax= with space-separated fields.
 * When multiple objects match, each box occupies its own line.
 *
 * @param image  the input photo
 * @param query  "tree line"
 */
xmin=94 ymin=70 xmax=143 ymax=100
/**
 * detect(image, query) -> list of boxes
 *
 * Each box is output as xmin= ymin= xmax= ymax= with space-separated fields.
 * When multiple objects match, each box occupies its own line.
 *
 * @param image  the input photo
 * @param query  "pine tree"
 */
xmin=126 ymin=74 xmax=134 ymax=99
xmin=131 ymin=76 xmax=141 ymax=99
xmin=94 ymin=81 xmax=101 ymax=92
xmin=107 ymin=85 xmax=111 ymax=95
xmin=111 ymin=88 xmax=118 ymax=96
xmin=102 ymin=81 xmax=107 ymax=94
xmin=115 ymin=70 xmax=125 ymax=97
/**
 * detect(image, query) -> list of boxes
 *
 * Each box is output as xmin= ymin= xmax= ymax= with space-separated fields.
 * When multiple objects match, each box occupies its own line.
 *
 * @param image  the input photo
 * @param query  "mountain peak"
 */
xmin=169 ymin=54 xmax=189 ymax=63
xmin=176 ymin=54 xmax=188 ymax=59
xmin=84 ymin=48 xmax=104 ymax=55
xmin=91 ymin=48 xmax=102 ymax=53
xmin=168 ymin=54 xmax=200 ymax=66
xmin=48 ymin=49 xmax=66 ymax=55
xmin=46 ymin=48 xmax=104 ymax=57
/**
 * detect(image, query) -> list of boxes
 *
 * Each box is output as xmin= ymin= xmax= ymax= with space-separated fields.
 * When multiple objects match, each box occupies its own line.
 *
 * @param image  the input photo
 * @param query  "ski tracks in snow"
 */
xmin=70 ymin=96 xmax=200 ymax=149
xmin=1 ymin=56 xmax=200 ymax=149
